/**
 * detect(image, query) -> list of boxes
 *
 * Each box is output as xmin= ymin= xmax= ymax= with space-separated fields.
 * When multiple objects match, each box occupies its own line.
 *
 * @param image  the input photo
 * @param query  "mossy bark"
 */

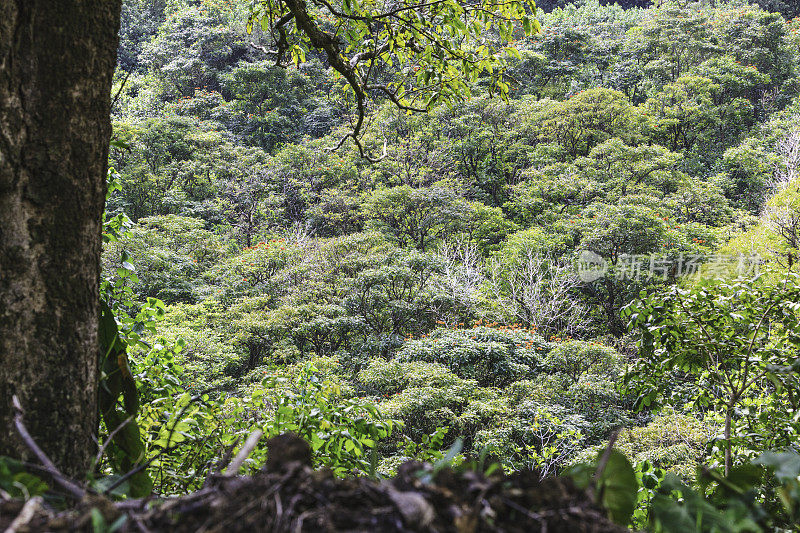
xmin=0 ymin=0 xmax=121 ymax=478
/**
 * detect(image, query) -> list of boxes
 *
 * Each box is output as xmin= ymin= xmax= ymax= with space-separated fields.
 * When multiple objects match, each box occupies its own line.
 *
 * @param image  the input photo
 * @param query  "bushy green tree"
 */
xmin=628 ymin=6 xmax=718 ymax=90
xmin=711 ymin=5 xmax=798 ymax=102
xmin=542 ymin=340 xmax=621 ymax=385
xmin=625 ymin=274 xmax=800 ymax=474
xmin=647 ymin=75 xmax=721 ymax=154
xmin=536 ymin=88 xmax=644 ymax=158
xmin=345 ymin=250 xmax=445 ymax=349
xmin=396 ymin=326 xmax=548 ymax=386
xmin=222 ymin=60 xmax=336 ymax=149
xmin=574 ymin=202 xmax=671 ymax=336
xmin=575 ymin=138 xmax=683 ymax=200
xmin=363 ymin=185 xmax=470 ymax=251
xmin=139 ymin=1 xmax=245 ymax=97
xmin=103 ymin=215 xmax=224 ymax=303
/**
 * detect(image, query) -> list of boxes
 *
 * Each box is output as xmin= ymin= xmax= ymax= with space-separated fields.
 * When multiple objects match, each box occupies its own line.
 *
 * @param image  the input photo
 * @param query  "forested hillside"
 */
xmin=45 ymin=0 xmax=800 ymax=529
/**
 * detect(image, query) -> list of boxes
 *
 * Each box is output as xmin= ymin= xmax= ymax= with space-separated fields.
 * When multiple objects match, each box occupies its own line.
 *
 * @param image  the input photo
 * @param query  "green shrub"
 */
xmin=542 ymin=340 xmax=622 ymax=384
xmin=259 ymin=304 xmax=364 ymax=359
xmin=378 ymin=381 xmax=480 ymax=440
xmin=573 ymin=410 xmax=717 ymax=481
xmin=507 ymin=378 xmax=554 ymax=403
xmin=474 ymin=404 xmax=584 ymax=475
xmin=155 ymin=302 xmax=239 ymax=390
xmin=259 ymin=361 xmax=400 ymax=476
xmin=357 ymin=358 xmax=465 ymax=395
xmin=102 ymin=215 xmax=224 ymax=304
xmin=132 ymin=356 xmax=398 ymax=493
xmin=395 ymin=326 xmax=550 ymax=386
xmin=376 ymin=374 xmax=510 ymax=448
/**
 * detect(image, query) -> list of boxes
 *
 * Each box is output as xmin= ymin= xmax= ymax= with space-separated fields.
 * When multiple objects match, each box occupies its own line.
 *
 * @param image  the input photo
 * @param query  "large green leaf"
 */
xmin=754 ymin=451 xmax=800 ymax=483
xmin=596 ymin=450 xmax=638 ymax=525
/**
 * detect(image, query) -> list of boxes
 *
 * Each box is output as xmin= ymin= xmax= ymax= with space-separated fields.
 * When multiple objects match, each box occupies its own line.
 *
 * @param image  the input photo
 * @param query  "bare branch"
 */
xmin=367 ymin=85 xmax=428 ymax=113
xmin=486 ymin=251 xmax=588 ymax=337
xmin=111 ymin=69 xmax=132 ymax=110
xmin=224 ymin=430 xmax=264 ymax=476
xmin=6 ymin=496 xmax=44 ymax=532
xmin=434 ymin=238 xmax=485 ymax=315
xmin=593 ymin=429 xmax=621 ymax=482
xmin=12 ymin=396 xmax=86 ymax=500
xmin=92 ymin=415 xmax=134 ymax=473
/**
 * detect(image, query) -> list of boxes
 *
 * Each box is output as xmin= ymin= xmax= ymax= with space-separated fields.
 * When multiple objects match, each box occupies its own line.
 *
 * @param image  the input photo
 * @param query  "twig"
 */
xmin=130 ymin=513 xmax=153 ymax=533
xmin=111 ymin=69 xmax=132 ymax=110
xmin=5 ymin=495 xmax=43 ymax=533
xmin=209 ymin=437 xmax=240 ymax=481
xmin=11 ymin=396 xmax=86 ymax=501
xmin=102 ymin=438 xmax=192 ymax=496
xmin=92 ymin=415 xmax=134 ymax=473
xmin=115 ymin=497 xmax=150 ymax=511
xmin=224 ymin=430 xmax=264 ymax=476
xmin=502 ymin=497 xmax=545 ymax=523
xmin=593 ymin=429 xmax=620 ymax=482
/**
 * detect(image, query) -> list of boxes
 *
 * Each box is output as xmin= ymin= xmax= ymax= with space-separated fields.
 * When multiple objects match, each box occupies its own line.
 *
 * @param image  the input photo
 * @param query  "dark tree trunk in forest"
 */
xmin=0 ymin=1 xmax=121 ymax=478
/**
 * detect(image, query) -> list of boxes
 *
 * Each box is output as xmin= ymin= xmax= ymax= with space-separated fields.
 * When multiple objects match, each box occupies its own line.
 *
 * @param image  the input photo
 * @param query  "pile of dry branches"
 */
xmin=2 ymin=399 xmax=625 ymax=532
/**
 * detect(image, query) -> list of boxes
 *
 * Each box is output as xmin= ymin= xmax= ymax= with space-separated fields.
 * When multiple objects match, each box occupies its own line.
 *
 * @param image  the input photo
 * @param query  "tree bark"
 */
xmin=0 ymin=0 xmax=121 ymax=478
xmin=724 ymin=404 xmax=733 ymax=476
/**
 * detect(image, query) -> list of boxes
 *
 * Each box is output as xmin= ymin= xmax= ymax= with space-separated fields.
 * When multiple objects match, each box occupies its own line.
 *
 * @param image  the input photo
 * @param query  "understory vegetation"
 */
xmin=18 ymin=0 xmax=800 ymax=530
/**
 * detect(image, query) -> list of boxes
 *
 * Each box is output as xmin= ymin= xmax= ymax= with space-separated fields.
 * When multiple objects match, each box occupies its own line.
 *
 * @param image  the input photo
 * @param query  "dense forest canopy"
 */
xmin=4 ymin=0 xmax=800 ymax=530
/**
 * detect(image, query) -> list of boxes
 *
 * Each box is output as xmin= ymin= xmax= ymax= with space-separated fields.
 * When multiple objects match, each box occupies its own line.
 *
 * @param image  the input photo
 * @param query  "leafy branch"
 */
xmin=248 ymin=0 xmax=539 ymax=159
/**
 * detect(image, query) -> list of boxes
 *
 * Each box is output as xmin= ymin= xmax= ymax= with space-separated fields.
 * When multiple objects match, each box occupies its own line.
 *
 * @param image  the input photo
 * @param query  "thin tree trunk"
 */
xmin=0 ymin=0 xmax=121 ymax=478
xmin=724 ymin=405 xmax=733 ymax=476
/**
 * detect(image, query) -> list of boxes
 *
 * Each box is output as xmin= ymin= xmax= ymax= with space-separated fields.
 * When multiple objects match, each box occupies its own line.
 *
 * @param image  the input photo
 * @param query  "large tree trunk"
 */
xmin=0 ymin=1 xmax=121 ymax=478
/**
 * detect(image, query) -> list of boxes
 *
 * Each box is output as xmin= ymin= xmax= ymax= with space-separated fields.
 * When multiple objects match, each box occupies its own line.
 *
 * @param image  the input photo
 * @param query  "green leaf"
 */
xmin=109 ymin=515 xmax=128 ymax=533
xmin=650 ymin=494 xmax=697 ymax=532
xmin=92 ymin=475 xmax=130 ymax=498
xmin=109 ymin=139 xmax=130 ymax=151
xmin=754 ymin=451 xmax=800 ymax=483
xmin=596 ymin=450 xmax=638 ymax=525
xmin=91 ymin=508 xmax=107 ymax=533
